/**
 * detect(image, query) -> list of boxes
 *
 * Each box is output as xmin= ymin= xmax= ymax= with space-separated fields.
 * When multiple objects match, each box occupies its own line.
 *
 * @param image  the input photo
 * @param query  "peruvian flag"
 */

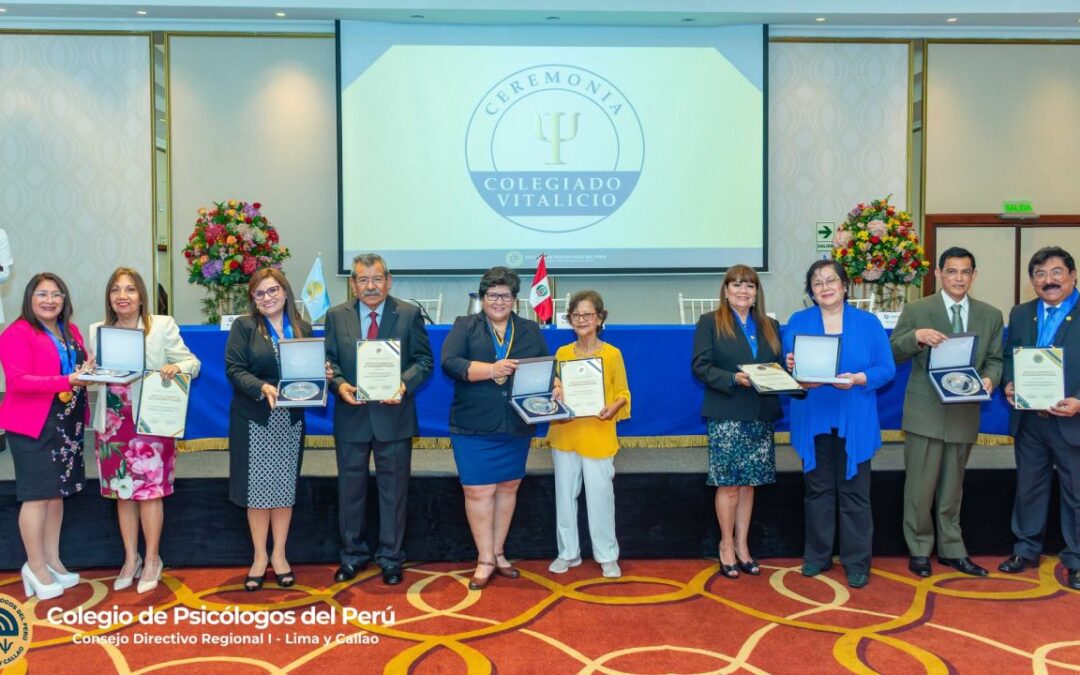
xmin=529 ymin=254 xmax=554 ymax=324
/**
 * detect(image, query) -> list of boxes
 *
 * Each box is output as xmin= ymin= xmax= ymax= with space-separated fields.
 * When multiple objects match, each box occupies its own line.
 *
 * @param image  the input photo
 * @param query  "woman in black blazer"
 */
xmin=691 ymin=264 xmax=783 ymax=579
xmin=225 ymin=268 xmax=312 ymax=591
xmin=441 ymin=267 xmax=548 ymax=589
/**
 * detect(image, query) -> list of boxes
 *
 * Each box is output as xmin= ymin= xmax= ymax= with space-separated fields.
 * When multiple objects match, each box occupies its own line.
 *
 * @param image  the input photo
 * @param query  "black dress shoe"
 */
xmin=382 ymin=568 xmax=403 ymax=586
xmin=1066 ymin=569 xmax=1080 ymax=590
xmin=937 ymin=557 xmax=988 ymax=576
xmin=998 ymin=555 xmax=1036 ymax=574
xmin=908 ymin=556 xmax=932 ymax=577
xmin=334 ymin=563 xmax=365 ymax=583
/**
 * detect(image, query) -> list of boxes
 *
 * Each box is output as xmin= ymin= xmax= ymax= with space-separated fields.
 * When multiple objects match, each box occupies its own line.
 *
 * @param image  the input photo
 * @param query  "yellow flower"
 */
xmin=857 ymin=231 xmax=869 ymax=241
xmin=197 ymin=207 xmax=207 ymax=216
xmin=228 ymin=199 xmax=238 ymax=208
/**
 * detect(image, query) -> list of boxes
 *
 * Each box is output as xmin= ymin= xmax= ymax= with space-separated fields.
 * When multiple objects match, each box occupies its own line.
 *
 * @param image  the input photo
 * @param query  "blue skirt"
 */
xmin=451 ymin=433 xmax=531 ymax=485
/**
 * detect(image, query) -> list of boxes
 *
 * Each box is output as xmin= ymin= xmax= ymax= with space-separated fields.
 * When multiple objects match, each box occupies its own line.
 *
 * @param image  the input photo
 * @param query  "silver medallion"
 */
xmin=522 ymin=396 xmax=557 ymax=415
xmin=281 ymin=381 xmax=320 ymax=400
xmin=941 ymin=371 xmax=981 ymax=396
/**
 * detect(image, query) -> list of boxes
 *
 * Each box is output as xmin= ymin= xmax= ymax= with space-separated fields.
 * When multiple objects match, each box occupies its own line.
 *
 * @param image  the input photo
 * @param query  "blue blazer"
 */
xmin=782 ymin=303 xmax=895 ymax=478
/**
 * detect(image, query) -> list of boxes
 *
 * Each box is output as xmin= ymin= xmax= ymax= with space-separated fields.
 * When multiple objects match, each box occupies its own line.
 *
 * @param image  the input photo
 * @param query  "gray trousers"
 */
xmin=902 ymin=432 xmax=972 ymax=558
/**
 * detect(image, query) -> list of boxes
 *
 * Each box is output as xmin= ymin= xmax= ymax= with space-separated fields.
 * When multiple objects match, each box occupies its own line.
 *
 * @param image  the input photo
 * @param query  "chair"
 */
xmin=408 ymin=293 xmax=443 ymax=324
xmin=847 ymin=296 xmax=875 ymax=312
xmin=678 ymin=293 xmax=720 ymax=325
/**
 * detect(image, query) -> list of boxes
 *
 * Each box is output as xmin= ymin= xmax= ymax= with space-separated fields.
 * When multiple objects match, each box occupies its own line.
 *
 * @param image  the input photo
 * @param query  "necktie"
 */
xmin=950 ymin=304 xmax=963 ymax=333
xmin=367 ymin=311 xmax=379 ymax=339
xmin=1046 ymin=306 xmax=1058 ymax=323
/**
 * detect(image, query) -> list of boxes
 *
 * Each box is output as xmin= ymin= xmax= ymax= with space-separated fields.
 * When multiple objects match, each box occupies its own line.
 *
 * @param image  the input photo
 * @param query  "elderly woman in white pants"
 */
xmin=547 ymin=290 xmax=631 ymax=578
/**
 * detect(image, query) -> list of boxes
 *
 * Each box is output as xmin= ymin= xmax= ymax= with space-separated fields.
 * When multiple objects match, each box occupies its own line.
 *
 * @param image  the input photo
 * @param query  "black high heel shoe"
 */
xmin=244 ymin=572 xmax=266 ymax=592
xmin=736 ymin=557 xmax=761 ymax=576
xmin=718 ymin=550 xmax=740 ymax=579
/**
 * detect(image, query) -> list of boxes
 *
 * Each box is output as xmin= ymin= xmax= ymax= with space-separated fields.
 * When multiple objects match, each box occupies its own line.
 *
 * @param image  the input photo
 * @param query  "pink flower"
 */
xmin=833 ymin=230 xmax=853 ymax=248
xmin=101 ymin=408 xmax=124 ymax=441
xmin=861 ymin=266 xmax=884 ymax=281
xmin=125 ymin=439 xmax=165 ymax=487
xmin=108 ymin=384 xmax=132 ymax=407
xmin=867 ymin=219 xmax=888 ymax=237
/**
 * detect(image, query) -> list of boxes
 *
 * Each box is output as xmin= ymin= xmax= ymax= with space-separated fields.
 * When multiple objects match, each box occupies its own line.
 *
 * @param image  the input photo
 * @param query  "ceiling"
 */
xmin=2 ymin=0 xmax=1080 ymax=29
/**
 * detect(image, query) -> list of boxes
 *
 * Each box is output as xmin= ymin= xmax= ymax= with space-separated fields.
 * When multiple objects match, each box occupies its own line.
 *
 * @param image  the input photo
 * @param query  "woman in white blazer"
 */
xmin=89 ymin=268 xmax=200 ymax=593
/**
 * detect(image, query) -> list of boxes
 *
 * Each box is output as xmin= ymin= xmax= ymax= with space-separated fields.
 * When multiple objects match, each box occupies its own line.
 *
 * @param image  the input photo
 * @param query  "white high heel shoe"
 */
xmin=113 ymin=555 xmax=143 ymax=591
xmin=22 ymin=563 xmax=64 ymax=600
xmin=47 ymin=564 xmax=80 ymax=589
xmin=137 ymin=558 xmax=162 ymax=594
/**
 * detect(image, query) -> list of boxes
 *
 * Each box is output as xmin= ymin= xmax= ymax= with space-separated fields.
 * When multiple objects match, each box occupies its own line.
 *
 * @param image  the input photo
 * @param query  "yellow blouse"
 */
xmin=546 ymin=342 xmax=631 ymax=458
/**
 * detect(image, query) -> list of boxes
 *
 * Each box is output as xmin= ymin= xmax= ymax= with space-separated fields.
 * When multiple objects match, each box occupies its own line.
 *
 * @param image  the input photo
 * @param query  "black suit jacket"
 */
xmin=225 ymin=314 xmax=313 ymax=425
xmin=691 ymin=311 xmax=784 ymax=422
xmin=1004 ymin=296 xmax=1080 ymax=444
xmin=441 ymin=312 xmax=549 ymax=435
xmin=325 ymin=296 xmax=434 ymax=442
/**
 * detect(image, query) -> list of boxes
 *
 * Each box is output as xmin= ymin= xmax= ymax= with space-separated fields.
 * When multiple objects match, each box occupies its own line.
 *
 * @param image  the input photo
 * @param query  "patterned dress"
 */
xmin=96 ymin=383 xmax=176 ymax=500
xmin=706 ymin=419 xmax=776 ymax=487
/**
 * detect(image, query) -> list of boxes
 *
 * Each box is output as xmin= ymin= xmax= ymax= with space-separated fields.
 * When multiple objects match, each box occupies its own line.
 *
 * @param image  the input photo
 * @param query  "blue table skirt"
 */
xmin=177 ymin=324 xmax=1012 ymax=446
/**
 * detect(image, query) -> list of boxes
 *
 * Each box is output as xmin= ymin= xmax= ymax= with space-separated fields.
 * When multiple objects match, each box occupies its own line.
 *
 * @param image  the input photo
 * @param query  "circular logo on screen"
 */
xmin=466 ymin=64 xmax=644 ymax=233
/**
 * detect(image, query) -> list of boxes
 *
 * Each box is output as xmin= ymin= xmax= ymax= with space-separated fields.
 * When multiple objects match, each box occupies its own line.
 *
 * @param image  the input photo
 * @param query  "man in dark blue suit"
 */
xmin=325 ymin=253 xmax=433 ymax=586
xmin=1002 ymin=246 xmax=1080 ymax=590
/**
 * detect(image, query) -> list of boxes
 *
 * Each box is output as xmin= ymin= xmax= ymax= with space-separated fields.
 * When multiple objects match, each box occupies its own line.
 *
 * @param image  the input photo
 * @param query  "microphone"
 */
xmin=408 ymin=299 xmax=435 ymax=325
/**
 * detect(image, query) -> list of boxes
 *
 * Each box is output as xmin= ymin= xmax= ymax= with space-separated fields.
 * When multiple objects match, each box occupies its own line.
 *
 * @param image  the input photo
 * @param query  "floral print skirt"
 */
xmin=706 ymin=418 xmax=776 ymax=487
xmin=96 ymin=384 xmax=176 ymax=500
xmin=8 ymin=390 xmax=87 ymax=502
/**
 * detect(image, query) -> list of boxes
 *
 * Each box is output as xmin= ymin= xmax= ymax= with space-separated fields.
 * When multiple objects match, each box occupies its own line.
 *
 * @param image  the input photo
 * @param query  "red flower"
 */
xmin=244 ymin=217 xmax=253 ymax=224
xmin=268 ymin=229 xmax=279 ymax=243
xmin=870 ymin=235 xmax=881 ymax=244
xmin=252 ymin=202 xmax=261 ymax=209
xmin=886 ymin=208 xmax=895 ymax=216
xmin=242 ymin=256 xmax=257 ymax=275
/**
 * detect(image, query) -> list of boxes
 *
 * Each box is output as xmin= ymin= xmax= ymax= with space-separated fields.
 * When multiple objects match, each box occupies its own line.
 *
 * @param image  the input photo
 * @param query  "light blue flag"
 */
xmin=300 ymin=255 xmax=331 ymax=322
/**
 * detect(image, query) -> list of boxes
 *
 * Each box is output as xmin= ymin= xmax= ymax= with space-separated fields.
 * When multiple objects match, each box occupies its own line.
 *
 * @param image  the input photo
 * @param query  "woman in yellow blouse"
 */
xmin=548 ymin=290 xmax=630 ymax=578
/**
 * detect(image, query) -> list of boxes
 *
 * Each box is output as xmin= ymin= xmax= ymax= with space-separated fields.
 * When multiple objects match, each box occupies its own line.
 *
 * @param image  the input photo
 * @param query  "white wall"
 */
xmin=0 ymin=32 xmax=153 ymax=335
xmin=167 ymin=35 xmax=338 ymax=323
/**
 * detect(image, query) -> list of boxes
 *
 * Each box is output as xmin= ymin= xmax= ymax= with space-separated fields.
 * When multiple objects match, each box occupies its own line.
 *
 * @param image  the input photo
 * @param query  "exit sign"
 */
xmin=1002 ymin=200 xmax=1034 ymax=213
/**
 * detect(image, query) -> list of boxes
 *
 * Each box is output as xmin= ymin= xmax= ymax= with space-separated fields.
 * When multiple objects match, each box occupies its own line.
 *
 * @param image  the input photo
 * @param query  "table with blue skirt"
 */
xmin=176 ymin=324 xmax=1013 ymax=449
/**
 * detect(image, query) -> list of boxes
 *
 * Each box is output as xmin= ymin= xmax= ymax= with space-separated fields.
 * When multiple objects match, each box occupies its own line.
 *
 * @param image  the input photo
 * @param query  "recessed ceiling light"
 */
xmin=0 ymin=8 xmax=8 ymax=12
xmin=815 ymin=17 xmax=826 ymax=22
xmin=546 ymin=16 xmax=560 ymax=21
xmin=136 ymin=10 xmax=147 ymax=15
xmin=681 ymin=17 xmax=695 ymax=23
xmin=410 ymin=14 xmax=424 ymax=19
xmin=946 ymin=17 xmax=959 ymax=23
xmin=275 ymin=11 xmax=286 ymax=17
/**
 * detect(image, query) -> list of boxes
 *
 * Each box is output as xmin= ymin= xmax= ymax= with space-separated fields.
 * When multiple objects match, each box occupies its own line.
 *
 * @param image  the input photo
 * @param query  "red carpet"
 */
xmin=2 ymin=556 xmax=1079 ymax=674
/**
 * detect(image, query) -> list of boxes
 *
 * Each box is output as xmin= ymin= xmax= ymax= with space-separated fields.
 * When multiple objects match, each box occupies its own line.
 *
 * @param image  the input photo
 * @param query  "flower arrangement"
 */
xmin=832 ymin=196 xmax=929 ymax=308
xmin=182 ymin=200 xmax=290 ymax=322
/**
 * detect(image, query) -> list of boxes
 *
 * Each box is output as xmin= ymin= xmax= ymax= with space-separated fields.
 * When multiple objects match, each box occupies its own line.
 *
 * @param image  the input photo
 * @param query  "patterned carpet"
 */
xmin=2 ymin=556 xmax=1079 ymax=674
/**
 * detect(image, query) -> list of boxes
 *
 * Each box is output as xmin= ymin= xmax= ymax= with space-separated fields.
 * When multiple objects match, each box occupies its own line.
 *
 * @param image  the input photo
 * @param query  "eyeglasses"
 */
xmin=252 ymin=285 xmax=283 ymax=301
xmin=353 ymin=276 xmax=386 ymax=287
xmin=1033 ymin=267 xmax=1070 ymax=282
xmin=485 ymin=293 xmax=514 ymax=303
xmin=810 ymin=276 xmax=843 ymax=290
xmin=942 ymin=269 xmax=974 ymax=278
xmin=570 ymin=312 xmax=597 ymax=322
xmin=33 ymin=291 xmax=65 ymax=301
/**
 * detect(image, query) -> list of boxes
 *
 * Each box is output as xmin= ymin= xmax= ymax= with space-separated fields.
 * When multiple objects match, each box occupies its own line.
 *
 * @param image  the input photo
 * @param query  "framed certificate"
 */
xmin=1013 ymin=347 xmax=1065 ymax=410
xmin=135 ymin=371 xmax=190 ymax=438
xmin=792 ymin=334 xmax=850 ymax=384
xmin=509 ymin=356 xmax=571 ymax=424
xmin=355 ymin=339 xmax=401 ymax=402
xmin=276 ymin=338 xmax=328 ymax=408
xmin=738 ymin=362 xmax=803 ymax=394
xmin=927 ymin=333 xmax=989 ymax=403
xmin=560 ymin=357 xmax=605 ymax=417
xmin=83 ymin=326 xmax=144 ymax=384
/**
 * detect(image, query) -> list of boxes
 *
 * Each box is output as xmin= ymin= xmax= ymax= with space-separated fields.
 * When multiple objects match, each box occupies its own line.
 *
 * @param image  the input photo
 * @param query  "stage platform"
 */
xmin=2 ymin=441 xmax=1064 ymax=572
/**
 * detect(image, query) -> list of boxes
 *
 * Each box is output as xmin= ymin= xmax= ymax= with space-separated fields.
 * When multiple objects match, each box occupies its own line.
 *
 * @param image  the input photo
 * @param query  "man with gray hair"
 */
xmin=324 ymin=253 xmax=433 ymax=585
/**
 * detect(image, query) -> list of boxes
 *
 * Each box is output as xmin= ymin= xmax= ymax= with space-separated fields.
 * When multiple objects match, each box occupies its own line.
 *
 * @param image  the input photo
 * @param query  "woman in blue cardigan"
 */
xmin=783 ymin=260 xmax=895 ymax=588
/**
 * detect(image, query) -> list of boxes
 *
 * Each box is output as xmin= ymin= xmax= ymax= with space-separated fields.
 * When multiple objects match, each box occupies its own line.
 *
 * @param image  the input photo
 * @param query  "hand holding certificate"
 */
xmin=136 ymin=371 xmax=191 ymax=438
xmin=1013 ymin=347 xmax=1065 ymax=410
xmin=738 ymin=362 xmax=803 ymax=394
xmin=355 ymin=339 xmax=402 ymax=402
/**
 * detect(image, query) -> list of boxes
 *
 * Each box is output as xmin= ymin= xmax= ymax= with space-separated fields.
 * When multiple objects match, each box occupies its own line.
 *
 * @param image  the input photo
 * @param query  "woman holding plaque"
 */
xmin=691 ymin=264 xmax=783 ymax=579
xmin=442 ymin=266 xmax=548 ymax=590
xmin=782 ymin=260 xmax=895 ymax=589
xmin=0 ymin=273 xmax=92 ymax=600
xmin=88 ymin=267 xmax=201 ymax=593
xmin=546 ymin=290 xmax=630 ymax=578
xmin=225 ymin=268 xmax=312 ymax=591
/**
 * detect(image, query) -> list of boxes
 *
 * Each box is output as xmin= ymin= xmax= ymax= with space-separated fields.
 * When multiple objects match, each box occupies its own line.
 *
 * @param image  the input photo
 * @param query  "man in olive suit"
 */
xmin=891 ymin=246 xmax=1004 ymax=577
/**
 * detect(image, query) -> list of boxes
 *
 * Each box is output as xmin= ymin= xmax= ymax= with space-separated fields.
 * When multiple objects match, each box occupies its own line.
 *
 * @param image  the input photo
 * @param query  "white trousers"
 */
xmin=551 ymin=449 xmax=619 ymax=563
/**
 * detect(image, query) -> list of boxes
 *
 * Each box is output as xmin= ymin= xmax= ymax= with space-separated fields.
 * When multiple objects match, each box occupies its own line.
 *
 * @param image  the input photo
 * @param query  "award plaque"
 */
xmin=355 ymin=339 xmax=401 ymax=402
xmin=276 ymin=338 xmax=328 ymax=408
xmin=560 ymin=357 xmax=606 ymax=417
xmin=792 ymin=335 xmax=851 ymax=384
xmin=1013 ymin=347 xmax=1065 ymax=411
xmin=82 ymin=326 xmax=144 ymax=384
xmin=135 ymin=371 xmax=191 ymax=438
xmin=926 ymin=333 xmax=990 ymax=403
xmin=509 ymin=356 xmax=571 ymax=424
xmin=738 ymin=362 xmax=804 ymax=394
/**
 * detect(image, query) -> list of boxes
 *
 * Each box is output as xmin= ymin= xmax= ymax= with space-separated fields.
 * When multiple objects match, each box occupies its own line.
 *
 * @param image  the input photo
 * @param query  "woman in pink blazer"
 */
xmin=0 ymin=273 xmax=93 ymax=601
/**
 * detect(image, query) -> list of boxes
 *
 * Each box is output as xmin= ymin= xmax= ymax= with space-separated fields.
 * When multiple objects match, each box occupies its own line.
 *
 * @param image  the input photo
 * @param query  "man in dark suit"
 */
xmin=891 ymin=246 xmax=1003 ymax=578
xmin=1001 ymin=246 xmax=1080 ymax=590
xmin=325 ymin=253 xmax=433 ymax=585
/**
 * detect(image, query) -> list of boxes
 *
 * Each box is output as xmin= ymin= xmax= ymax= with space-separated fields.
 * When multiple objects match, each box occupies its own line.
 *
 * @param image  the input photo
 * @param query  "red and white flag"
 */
xmin=529 ymin=254 xmax=553 ymax=324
